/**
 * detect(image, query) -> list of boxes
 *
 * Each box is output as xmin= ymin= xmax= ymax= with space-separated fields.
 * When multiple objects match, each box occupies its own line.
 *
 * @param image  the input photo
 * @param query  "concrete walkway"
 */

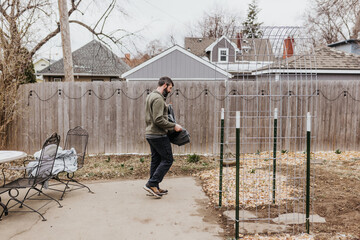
xmin=0 ymin=177 xmax=223 ymax=240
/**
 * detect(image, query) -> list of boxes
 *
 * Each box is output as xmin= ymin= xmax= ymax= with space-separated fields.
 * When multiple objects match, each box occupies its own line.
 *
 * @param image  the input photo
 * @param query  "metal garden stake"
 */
xmin=219 ymin=108 xmax=224 ymax=207
xmin=306 ymin=112 xmax=311 ymax=234
xmin=273 ymin=108 xmax=278 ymax=204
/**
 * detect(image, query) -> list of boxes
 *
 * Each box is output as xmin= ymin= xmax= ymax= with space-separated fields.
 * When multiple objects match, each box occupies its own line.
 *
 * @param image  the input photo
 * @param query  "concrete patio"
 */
xmin=0 ymin=177 xmax=223 ymax=240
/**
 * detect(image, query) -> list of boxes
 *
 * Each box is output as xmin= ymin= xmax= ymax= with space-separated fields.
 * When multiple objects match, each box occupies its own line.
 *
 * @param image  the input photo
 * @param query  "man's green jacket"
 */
xmin=145 ymin=90 xmax=176 ymax=135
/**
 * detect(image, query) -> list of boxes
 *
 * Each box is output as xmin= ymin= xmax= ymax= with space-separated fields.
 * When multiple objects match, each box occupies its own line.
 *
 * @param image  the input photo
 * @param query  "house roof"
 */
xmin=327 ymin=39 xmax=360 ymax=47
xmin=254 ymin=47 xmax=360 ymax=74
xmin=122 ymin=45 xmax=232 ymax=80
xmin=311 ymin=47 xmax=360 ymax=70
xmin=184 ymin=37 xmax=216 ymax=57
xmin=38 ymin=40 xmax=130 ymax=76
xmin=285 ymin=47 xmax=360 ymax=70
xmin=184 ymin=36 xmax=274 ymax=62
xmin=205 ymin=36 xmax=239 ymax=52
xmin=34 ymin=58 xmax=50 ymax=64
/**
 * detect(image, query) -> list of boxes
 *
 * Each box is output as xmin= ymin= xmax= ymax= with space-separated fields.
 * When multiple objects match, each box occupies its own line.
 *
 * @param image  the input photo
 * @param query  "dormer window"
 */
xmin=235 ymin=50 xmax=242 ymax=62
xmin=218 ymin=48 xmax=229 ymax=62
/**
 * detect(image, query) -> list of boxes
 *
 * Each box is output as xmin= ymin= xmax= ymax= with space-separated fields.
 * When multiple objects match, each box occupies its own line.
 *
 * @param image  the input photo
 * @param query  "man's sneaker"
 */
xmin=143 ymin=183 xmax=162 ymax=198
xmin=158 ymin=188 xmax=168 ymax=195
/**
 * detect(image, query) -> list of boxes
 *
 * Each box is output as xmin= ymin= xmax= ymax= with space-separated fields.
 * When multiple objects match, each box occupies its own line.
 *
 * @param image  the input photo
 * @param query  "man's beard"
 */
xmin=162 ymin=89 xmax=169 ymax=98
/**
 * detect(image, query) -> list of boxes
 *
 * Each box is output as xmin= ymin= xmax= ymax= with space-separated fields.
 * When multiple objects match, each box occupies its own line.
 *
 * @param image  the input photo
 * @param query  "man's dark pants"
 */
xmin=146 ymin=136 xmax=174 ymax=188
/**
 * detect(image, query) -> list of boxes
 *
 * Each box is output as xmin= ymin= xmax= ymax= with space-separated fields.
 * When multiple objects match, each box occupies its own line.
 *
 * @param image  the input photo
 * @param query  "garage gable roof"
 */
xmin=122 ymin=45 xmax=232 ymax=80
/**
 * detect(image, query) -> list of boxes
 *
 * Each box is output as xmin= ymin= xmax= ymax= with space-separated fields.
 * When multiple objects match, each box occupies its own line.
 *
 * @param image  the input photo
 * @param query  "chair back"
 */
xmin=33 ymin=133 xmax=60 ymax=183
xmin=64 ymin=126 xmax=89 ymax=169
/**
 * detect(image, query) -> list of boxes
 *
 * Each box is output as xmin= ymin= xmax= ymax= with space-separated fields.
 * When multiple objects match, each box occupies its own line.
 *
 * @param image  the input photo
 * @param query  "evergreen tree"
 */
xmin=18 ymin=48 xmax=36 ymax=84
xmin=242 ymin=0 xmax=263 ymax=38
xmin=23 ymin=62 xmax=36 ymax=84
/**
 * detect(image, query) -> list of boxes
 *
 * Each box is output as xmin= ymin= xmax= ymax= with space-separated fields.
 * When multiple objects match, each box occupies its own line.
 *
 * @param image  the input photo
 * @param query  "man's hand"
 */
xmin=174 ymin=124 xmax=182 ymax=132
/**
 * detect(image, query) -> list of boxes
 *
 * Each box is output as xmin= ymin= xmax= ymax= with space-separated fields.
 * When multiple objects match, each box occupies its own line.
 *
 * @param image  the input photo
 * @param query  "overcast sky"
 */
xmin=37 ymin=0 xmax=309 ymax=61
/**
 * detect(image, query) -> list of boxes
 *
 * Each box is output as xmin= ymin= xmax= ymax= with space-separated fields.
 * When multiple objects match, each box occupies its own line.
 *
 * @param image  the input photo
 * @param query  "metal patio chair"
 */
xmin=0 ymin=189 xmax=9 ymax=217
xmin=0 ymin=133 xmax=62 ymax=221
xmin=49 ymin=126 xmax=93 ymax=200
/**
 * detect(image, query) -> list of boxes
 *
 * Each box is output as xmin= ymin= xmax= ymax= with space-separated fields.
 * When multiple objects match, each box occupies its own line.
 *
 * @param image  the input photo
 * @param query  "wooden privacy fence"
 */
xmin=8 ymin=81 xmax=225 ymax=155
xmin=6 ymin=80 xmax=360 ymax=155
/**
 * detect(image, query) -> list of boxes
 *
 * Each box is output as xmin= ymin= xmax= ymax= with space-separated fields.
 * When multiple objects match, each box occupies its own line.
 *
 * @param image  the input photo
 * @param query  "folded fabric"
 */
xmin=27 ymin=147 xmax=78 ymax=177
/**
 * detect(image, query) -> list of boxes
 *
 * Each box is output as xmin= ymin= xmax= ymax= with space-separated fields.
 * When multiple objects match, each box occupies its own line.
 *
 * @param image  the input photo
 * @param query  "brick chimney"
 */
xmin=123 ymin=53 xmax=131 ymax=66
xmin=236 ymin=32 xmax=242 ymax=50
xmin=283 ymin=37 xmax=295 ymax=59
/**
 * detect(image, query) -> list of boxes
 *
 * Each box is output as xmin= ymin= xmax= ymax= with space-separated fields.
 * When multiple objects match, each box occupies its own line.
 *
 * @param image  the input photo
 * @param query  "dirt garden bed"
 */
xmin=198 ymin=151 xmax=360 ymax=240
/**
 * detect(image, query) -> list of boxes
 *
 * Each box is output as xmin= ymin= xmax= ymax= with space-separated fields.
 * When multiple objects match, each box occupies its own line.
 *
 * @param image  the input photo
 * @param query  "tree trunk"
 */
xmin=58 ymin=0 xmax=74 ymax=82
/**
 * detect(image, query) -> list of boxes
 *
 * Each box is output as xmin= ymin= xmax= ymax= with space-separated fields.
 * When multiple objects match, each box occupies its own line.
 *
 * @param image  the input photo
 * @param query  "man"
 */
xmin=143 ymin=76 xmax=182 ymax=198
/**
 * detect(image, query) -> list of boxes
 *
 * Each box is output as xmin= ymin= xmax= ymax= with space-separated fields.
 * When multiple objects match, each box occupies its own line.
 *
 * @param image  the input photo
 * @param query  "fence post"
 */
xmin=218 ymin=108 xmax=224 ymax=207
xmin=272 ymin=108 xmax=278 ymax=204
xmin=306 ymin=112 xmax=311 ymax=234
xmin=235 ymin=111 xmax=240 ymax=240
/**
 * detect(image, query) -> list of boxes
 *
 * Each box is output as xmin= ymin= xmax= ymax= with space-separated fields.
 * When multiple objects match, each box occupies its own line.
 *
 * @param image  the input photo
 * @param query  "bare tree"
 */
xmin=130 ymin=38 xmax=168 ymax=67
xmin=188 ymin=4 xmax=242 ymax=38
xmin=0 ymin=0 xmax=131 ymax=148
xmin=304 ymin=0 xmax=360 ymax=47
xmin=145 ymin=39 xmax=167 ymax=57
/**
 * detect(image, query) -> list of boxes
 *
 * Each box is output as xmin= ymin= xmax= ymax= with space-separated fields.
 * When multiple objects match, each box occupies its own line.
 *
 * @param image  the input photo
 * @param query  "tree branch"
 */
xmin=15 ymin=2 xmax=48 ymax=18
xmin=29 ymin=0 xmax=82 ymax=57
xmin=100 ymin=0 xmax=116 ymax=33
xmin=0 ymin=2 xmax=10 ymax=22
xmin=352 ymin=3 xmax=360 ymax=38
xmin=94 ymin=0 xmax=115 ymax=31
xmin=69 ymin=19 xmax=132 ymax=47
xmin=69 ymin=0 xmax=82 ymax=16
xmin=69 ymin=19 xmax=95 ymax=34
xmin=29 ymin=24 xmax=60 ymax=57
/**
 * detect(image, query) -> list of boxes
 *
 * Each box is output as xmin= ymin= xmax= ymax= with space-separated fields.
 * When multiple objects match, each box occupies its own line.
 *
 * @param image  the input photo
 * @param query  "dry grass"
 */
xmin=75 ymin=154 xmax=217 ymax=181
xmin=0 ymin=154 xmax=217 ymax=185
xmin=0 ymin=154 xmax=217 ymax=182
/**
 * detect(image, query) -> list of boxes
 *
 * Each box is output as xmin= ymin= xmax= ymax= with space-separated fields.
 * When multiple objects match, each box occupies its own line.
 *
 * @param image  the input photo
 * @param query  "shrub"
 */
xmin=187 ymin=153 xmax=200 ymax=163
xmin=335 ymin=149 xmax=342 ymax=154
